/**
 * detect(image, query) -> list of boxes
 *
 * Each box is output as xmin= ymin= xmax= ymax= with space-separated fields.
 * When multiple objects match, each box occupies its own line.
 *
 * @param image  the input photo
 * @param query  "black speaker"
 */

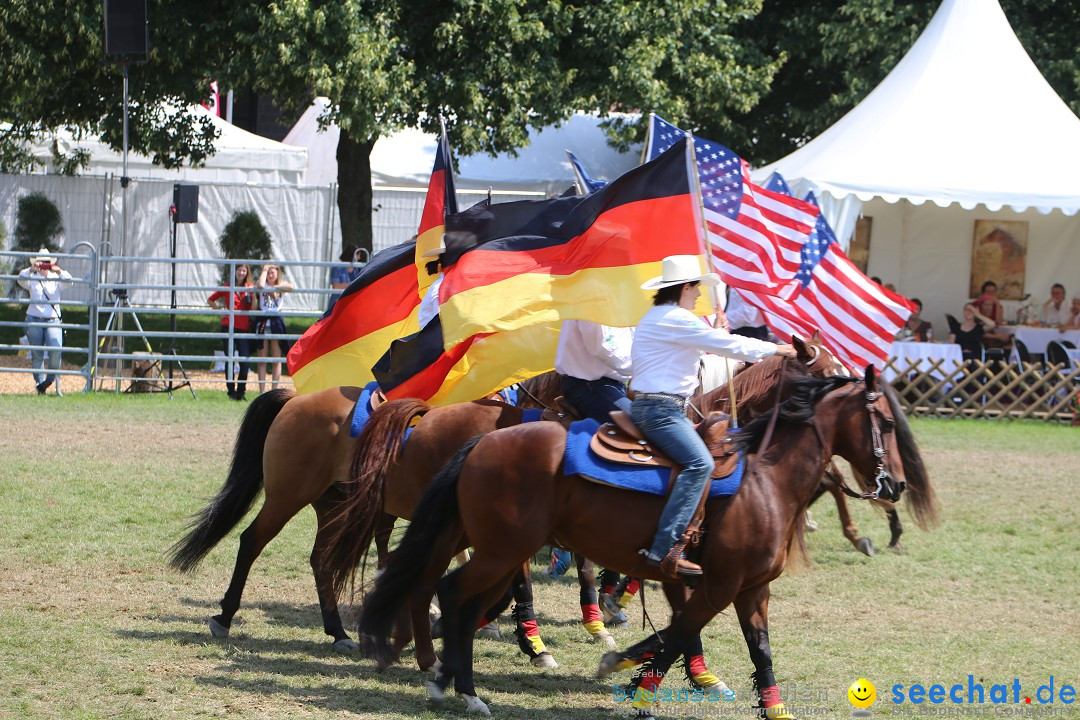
xmin=173 ymin=184 xmax=199 ymax=224
xmin=104 ymin=0 xmax=148 ymax=57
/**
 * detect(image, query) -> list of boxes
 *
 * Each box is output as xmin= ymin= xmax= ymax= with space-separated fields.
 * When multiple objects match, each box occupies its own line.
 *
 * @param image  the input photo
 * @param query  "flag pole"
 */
xmin=641 ymin=112 xmax=656 ymax=165
xmin=684 ymin=132 xmax=738 ymax=422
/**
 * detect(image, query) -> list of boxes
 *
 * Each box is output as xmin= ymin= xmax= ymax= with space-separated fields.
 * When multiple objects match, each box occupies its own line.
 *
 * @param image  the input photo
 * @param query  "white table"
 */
xmin=1001 ymin=326 xmax=1080 ymax=356
xmin=884 ymin=342 xmax=964 ymax=384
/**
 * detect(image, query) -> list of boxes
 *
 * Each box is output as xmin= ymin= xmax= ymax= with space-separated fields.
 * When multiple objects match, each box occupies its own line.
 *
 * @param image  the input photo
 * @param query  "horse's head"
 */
xmin=793 ymin=331 xmax=847 ymax=377
xmin=829 ymin=365 xmax=907 ymax=503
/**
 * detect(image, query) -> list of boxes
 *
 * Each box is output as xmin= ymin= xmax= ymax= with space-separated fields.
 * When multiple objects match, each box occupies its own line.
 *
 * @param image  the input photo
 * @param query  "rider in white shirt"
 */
xmin=554 ymin=320 xmax=634 ymax=422
xmin=630 ymin=256 xmax=796 ymax=578
xmin=417 ymin=244 xmax=445 ymax=328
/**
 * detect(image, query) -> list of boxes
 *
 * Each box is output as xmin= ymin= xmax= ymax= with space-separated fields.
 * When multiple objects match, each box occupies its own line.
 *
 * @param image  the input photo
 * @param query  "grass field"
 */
xmin=1 ymin=394 xmax=1077 ymax=719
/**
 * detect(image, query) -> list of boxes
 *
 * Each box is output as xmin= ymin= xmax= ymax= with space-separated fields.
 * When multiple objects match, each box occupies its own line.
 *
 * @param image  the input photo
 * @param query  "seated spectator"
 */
xmin=1042 ymin=283 xmax=1071 ymax=326
xmin=947 ymin=302 xmax=996 ymax=361
xmin=896 ymin=298 xmax=933 ymax=342
xmin=975 ymin=280 xmax=1005 ymax=325
xmin=1058 ymin=292 xmax=1080 ymax=331
xmin=976 ymin=293 xmax=1012 ymax=349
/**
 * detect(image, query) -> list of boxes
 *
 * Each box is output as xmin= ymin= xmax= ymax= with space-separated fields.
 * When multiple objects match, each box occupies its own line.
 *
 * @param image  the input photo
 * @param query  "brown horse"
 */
xmin=358 ymin=368 xmax=937 ymax=717
xmin=322 ymin=337 xmax=842 ymax=673
xmin=166 ymin=375 xmax=560 ymax=652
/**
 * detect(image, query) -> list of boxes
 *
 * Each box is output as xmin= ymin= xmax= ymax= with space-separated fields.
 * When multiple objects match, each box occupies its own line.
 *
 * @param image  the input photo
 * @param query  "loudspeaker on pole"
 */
xmin=104 ymin=0 xmax=149 ymax=57
xmin=173 ymin=184 xmax=199 ymax=224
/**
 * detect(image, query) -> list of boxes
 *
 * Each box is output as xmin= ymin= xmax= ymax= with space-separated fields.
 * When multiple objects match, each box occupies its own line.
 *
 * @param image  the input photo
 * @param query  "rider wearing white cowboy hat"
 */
xmin=631 ymin=255 xmax=796 ymax=578
xmin=418 ymin=243 xmax=446 ymax=328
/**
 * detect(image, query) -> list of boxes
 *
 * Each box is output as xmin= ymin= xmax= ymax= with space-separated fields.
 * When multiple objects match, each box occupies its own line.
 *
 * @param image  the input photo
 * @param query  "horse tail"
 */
xmin=360 ymin=434 xmax=483 ymax=667
xmin=884 ymin=384 xmax=940 ymax=530
xmin=785 ymin=506 xmax=812 ymax=572
xmin=322 ymin=398 xmax=432 ymax=600
xmin=168 ymin=388 xmax=294 ymax=572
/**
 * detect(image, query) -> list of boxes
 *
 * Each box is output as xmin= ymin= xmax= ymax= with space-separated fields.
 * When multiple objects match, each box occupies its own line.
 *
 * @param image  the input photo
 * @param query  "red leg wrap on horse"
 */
xmin=761 ymin=685 xmax=782 ymax=708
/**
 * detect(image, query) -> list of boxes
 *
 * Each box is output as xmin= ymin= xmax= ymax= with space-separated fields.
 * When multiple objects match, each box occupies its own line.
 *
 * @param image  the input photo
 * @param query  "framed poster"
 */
xmin=848 ymin=217 xmax=872 ymax=274
xmin=970 ymin=220 xmax=1027 ymax=300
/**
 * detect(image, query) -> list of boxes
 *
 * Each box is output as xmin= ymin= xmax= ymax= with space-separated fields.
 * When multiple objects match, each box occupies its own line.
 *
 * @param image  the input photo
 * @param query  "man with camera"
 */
xmin=17 ymin=249 xmax=72 ymax=396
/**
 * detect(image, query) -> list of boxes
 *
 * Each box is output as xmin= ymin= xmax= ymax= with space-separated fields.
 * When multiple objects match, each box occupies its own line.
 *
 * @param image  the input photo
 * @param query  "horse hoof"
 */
xmin=591 ymin=629 xmax=617 ymax=650
xmin=425 ymin=680 xmax=447 ymax=703
xmin=475 ymin=624 xmax=501 ymax=639
xmin=857 ymin=537 xmax=875 ymax=557
xmin=531 ymin=652 xmax=558 ymax=669
xmin=333 ymin=638 xmax=359 ymax=652
xmin=463 ymin=694 xmax=491 ymax=715
xmin=596 ymin=651 xmax=622 ymax=678
xmin=209 ymin=618 xmax=229 ymax=639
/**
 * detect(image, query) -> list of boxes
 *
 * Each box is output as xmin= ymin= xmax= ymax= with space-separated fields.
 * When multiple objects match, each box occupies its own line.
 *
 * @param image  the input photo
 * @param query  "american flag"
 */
xmin=645 ymin=114 xmax=913 ymax=370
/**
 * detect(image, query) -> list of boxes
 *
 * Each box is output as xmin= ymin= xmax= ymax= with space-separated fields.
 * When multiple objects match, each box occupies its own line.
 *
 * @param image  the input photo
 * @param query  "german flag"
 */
xmin=372 ymin=316 xmax=559 ymax=405
xmin=438 ymin=138 xmax=709 ymax=347
xmin=287 ymin=241 xmax=421 ymax=393
xmin=415 ymin=128 xmax=458 ymax=296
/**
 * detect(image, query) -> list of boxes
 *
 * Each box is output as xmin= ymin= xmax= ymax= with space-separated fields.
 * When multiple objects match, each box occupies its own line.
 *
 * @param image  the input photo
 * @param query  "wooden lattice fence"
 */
xmin=885 ymin=357 xmax=1080 ymax=421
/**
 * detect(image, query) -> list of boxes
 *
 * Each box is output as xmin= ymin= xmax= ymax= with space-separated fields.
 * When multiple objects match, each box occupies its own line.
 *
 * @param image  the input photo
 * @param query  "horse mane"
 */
xmin=516 ymin=371 xmax=564 ymax=409
xmin=698 ymin=354 xmax=790 ymax=418
xmin=883 ymin=383 xmax=939 ymax=530
xmin=731 ymin=374 xmax=858 ymax=454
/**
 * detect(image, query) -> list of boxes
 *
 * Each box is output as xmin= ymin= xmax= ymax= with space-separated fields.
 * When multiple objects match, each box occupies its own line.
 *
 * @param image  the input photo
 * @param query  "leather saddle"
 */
xmin=589 ymin=410 xmax=739 ymax=479
xmin=540 ymin=396 xmax=582 ymax=428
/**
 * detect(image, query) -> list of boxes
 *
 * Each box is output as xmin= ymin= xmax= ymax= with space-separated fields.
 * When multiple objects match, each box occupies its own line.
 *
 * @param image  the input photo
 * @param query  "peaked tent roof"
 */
xmin=753 ymin=0 xmax=1080 ymax=215
xmin=28 ymin=104 xmax=308 ymax=184
xmin=284 ymin=98 xmax=640 ymax=193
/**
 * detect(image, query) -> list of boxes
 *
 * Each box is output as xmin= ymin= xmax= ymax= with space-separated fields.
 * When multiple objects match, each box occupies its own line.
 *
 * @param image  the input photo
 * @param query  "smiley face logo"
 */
xmin=848 ymin=678 xmax=876 ymax=709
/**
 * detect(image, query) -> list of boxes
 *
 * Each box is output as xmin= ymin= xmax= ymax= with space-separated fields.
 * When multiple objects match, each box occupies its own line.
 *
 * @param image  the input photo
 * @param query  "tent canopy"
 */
xmin=29 ymin=105 xmax=308 ymax=184
xmin=284 ymin=99 xmax=640 ymax=195
xmin=753 ymin=0 xmax=1080 ymax=216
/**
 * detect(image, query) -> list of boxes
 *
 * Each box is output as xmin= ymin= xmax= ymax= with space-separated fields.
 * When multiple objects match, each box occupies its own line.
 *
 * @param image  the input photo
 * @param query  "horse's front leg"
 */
xmin=824 ymin=466 xmax=874 ymax=556
xmin=659 ymin=582 xmax=728 ymax=692
xmin=509 ymin=561 xmax=558 ymax=668
xmin=734 ymin=584 xmax=794 ymax=720
xmin=575 ymin=554 xmax=615 ymax=648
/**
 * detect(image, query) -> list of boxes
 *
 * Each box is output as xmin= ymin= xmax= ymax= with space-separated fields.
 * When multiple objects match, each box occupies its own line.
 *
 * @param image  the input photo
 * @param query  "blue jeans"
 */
xmin=25 ymin=316 xmax=63 ymax=387
xmin=631 ymin=397 xmax=713 ymax=561
xmin=562 ymin=376 xmax=631 ymax=424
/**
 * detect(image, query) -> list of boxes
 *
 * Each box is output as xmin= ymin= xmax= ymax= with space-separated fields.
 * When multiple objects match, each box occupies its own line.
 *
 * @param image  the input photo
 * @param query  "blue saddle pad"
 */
xmin=563 ymin=419 xmax=744 ymax=497
xmin=349 ymin=381 xmax=383 ymax=438
xmin=350 ymin=385 xmax=544 ymax=439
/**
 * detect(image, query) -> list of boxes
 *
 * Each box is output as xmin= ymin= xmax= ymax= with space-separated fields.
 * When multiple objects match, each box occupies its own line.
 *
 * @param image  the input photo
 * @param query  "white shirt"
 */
xmin=1041 ymin=299 xmax=1071 ymax=326
xmin=629 ymin=304 xmax=778 ymax=397
xmin=18 ymin=267 xmax=72 ymax=319
xmin=725 ymin=288 xmax=766 ymax=330
xmin=555 ymin=320 xmax=633 ymax=382
xmin=418 ymin=275 xmax=442 ymax=327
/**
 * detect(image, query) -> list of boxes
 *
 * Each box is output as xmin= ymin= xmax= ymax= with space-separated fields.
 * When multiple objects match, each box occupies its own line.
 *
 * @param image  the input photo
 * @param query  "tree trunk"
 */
xmin=336 ymin=129 xmax=376 ymax=255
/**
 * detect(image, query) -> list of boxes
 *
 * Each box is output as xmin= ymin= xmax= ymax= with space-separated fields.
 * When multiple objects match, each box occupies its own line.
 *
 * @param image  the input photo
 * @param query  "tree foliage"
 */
xmin=218 ymin=210 xmax=272 ymax=262
xmin=13 ymin=192 xmax=64 ymax=252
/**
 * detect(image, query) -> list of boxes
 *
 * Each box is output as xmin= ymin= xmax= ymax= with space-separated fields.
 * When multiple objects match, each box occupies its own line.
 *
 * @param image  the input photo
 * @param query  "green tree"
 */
xmin=218 ymin=210 xmax=272 ymax=261
xmin=13 ymin=192 xmax=64 ymax=252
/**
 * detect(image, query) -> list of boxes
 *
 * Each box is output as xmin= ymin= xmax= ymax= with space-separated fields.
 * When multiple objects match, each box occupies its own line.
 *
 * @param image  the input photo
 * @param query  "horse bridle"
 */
xmin=813 ymin=382 xmax=894 ymax=502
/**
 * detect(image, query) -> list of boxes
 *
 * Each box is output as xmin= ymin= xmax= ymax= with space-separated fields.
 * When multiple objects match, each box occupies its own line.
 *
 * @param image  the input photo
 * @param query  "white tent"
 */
xmin=753 ymin=0 xmax=1080 ymax=326
xmin=30 ymin=104 xmax=308 ymax=185
xmin=284 ymin=100 xmax=640 ymax=195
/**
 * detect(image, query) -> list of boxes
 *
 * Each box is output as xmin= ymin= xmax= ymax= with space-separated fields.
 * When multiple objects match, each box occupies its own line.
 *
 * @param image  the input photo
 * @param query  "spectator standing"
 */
xmin=255 ymin=264 xmax=294 ymax=393
xmin=208 ymin=264 xmax=254 ymax=401
xmin=329 ymin=245 xmax=362 ymax=308
xmin=17 ymin=249 xmax=72 ymax=395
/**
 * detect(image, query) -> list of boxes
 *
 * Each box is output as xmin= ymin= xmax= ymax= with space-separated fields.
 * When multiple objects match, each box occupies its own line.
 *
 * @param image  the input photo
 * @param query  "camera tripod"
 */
xmin=95 ymin=289 xmax=196 ymax=398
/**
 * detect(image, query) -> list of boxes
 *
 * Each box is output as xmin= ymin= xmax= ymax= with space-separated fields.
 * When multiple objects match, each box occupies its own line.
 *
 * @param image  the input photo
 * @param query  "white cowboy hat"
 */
xmin=421 ymin=244 xmax=446 ymax=259
xmin=641 ymin=255 xmax=720 ymax=290
xmin=30 ymin=249 xmax=57 ymax=264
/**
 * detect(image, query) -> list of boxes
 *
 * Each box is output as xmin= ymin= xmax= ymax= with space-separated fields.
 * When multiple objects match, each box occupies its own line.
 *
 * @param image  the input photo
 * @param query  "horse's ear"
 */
xmin=811 ymin=329 xmax=823 ymax=343
xmin=791 ymin=334 xmax=810 ymax=361
xmin=864 ymin=364 xmax=878 ymax=388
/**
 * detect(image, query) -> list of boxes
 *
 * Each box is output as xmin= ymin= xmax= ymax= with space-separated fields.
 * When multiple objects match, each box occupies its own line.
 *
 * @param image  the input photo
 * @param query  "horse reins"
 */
xmin=811 ymin=383 xmax=892 ymax=501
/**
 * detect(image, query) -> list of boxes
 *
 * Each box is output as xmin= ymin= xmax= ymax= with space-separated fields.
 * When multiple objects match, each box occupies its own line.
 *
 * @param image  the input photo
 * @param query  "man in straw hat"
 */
xmin=631 ymin=255 xmax=796 ymax=578
xmin=17 ymin=249 xmax=73 ymax=396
